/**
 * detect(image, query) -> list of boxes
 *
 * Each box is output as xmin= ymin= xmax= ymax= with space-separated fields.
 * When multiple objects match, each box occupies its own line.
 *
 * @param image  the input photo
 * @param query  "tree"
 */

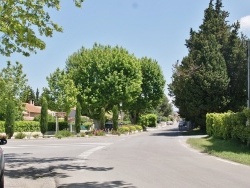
xmin=156 ymin=94 xmax=173 ymax=117
xmin=112 ymin=105 xmax=119 ymax=131
xmin=4 ymin=100 xmax=15 ymax=138
xmin=75 ymin=102 xmax=81 ymax=134
xmin=40 ymin=97 xmax=48 ymax=136
xmin=66 ymin=44 xmax=142 ymax=123
xmin=0 ymin=0 xmax=84 ymax=56
xmin=20 ymin=86 xmax=35 ymax=103
xmin=45 ymin=68 xmax=78 ymax=118
xmin=35 ymin=88 xmax=40 ymax=106
xmin=0 ymin=61 xmax=29 ymax=120
xmin=169 ymin=0 xmax=246 ymax=131
xmin=128 ymin=57 xmax=166 ymax=124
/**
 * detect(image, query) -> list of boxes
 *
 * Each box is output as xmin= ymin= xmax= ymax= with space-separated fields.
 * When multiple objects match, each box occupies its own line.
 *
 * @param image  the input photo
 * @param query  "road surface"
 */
xmin=3 ymin=123 xmax=250 ymax=188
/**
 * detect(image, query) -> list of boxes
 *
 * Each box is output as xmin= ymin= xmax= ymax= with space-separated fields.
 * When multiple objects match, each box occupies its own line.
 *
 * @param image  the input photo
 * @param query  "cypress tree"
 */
xmin=4 ymin=100 xmax=15 ymax=138
xmin=40 ymin=97 xmax=48 ymax=136
xmin=169 ymin=0 xmax=247 ymax=131
xmin=112 ymin=105 xmax=119 ymax=131
xmin=75 ymin=102 xmax=81 ymax=133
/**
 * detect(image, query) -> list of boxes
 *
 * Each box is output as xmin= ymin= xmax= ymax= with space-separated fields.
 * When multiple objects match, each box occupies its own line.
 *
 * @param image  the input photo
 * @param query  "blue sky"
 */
xmin=1 ymin=0 xmax=250 ymax=96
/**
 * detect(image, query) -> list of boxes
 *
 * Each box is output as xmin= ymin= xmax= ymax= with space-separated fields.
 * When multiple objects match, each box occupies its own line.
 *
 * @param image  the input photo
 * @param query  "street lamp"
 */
xmin=119 ymin=102 xmax=123 ymax=123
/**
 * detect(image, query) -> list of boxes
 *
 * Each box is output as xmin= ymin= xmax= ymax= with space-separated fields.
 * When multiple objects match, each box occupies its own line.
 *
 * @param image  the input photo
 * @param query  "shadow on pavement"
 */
xmin=58 ymin=181 xmax=137 ymax=188
xmin=4 ymin=153 xmax=114 ymax=180
xmin=150 ymin=127 xmax=180 ymax=137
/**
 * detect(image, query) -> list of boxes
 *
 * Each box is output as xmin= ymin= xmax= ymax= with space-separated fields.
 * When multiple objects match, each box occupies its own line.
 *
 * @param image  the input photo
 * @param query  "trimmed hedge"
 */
xmin=140 ymin=114 xmax=157 ymax=128
xmin=0 ymin=121 xmax=40 ymax=133
xmin=0 ymin=121 xmax=69 ymax=133
xmin=48 ymin=121 xmax=69 ymax=131
xmin=206 ymin=111 xmax=249 ymax=145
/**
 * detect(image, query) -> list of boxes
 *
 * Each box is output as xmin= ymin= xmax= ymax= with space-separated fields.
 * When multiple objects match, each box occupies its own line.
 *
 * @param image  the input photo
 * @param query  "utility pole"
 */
xmin=248 ymin=40 xmax=250 ymax=108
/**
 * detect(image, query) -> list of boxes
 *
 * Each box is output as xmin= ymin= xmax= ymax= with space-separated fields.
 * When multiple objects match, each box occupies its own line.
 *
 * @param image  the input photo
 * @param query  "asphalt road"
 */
xmin=2 ymin=124 xmax=250 ymax=188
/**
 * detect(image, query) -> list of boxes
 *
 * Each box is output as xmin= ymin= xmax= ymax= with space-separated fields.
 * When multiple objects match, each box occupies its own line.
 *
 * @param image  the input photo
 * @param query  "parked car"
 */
xmin=0 ymin=139 xmax=7 ymax=188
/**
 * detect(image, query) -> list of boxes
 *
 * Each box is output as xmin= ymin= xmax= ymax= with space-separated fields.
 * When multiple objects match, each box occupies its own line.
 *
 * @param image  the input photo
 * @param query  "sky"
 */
xmin=1 ymin=0 xmax=250 ymax=97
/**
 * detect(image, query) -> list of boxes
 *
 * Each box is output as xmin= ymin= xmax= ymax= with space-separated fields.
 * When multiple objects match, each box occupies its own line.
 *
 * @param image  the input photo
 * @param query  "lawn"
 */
xmin=187 ymin=136 xmax=250 ymax=166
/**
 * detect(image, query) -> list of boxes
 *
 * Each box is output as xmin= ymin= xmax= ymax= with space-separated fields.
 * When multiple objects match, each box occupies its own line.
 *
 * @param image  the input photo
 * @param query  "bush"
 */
xmin=15 ymin=132 xmax=26 ymax=139
xmin=135 ymin=125 xmax=143 ymax=131
xmin=55 ymin=130 xmax=73 ymax=138
xmin=206 ymin=111 xmax=249 ymax=145
xmin=93 ymin=129 xmax=105 ymax=136
xmin=140 ymin=114 xmax=157 ymax=129
xmin=83 ymin=122 xmax=93 ymax=130
xmin=15 ymin=121 xmax=40 ymax=132
xmin=80 ymin=132 xmax=86 ymax=137
xmin=128 ymin=125 xmax=136 ymax=133
xmin=48 ymin=122 xmax=69 ymax=131
xmin=111 ymin=130 xmax=121 ymax=136
xmin=118 ymin=126 xmax=130 ymax=134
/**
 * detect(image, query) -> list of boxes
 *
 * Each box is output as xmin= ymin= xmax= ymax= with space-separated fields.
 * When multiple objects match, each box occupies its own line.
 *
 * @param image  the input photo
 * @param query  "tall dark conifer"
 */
xmin=40 ymin=97 xmax=48 ymax=136
xmin=169 ymin=0 xmax=247 ymax=131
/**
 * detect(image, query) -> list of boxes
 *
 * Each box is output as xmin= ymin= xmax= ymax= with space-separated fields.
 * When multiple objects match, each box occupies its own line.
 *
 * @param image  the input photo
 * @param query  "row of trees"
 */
xmin=0 ymin=46 xmax=172 ymax=135
xmin=169 ymin=0 xmax=248 ymax=131
xmin=45 ymin=44 xmax=168 ymax=128
xmin=0 ymin=0 xmax=172 ymax=135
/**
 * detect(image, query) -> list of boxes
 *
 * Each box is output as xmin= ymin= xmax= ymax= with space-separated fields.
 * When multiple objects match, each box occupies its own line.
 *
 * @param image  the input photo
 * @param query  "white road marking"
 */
xmin=78 ymin=146 xmax=106 ymax=160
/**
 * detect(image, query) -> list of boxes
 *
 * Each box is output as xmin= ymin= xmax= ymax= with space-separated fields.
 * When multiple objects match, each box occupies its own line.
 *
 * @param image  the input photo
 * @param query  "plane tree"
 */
xmin=66 ymin=44 xmax=142 ymax=127
xmin=44 ymin=68 xmax=78 ymax=118
xmin=0 ymin=0 xmax=84 ymax=57
xmin=0 ymin=61 xmax=29 ymax=120
xmin=128 ymin=57 xmax=166 ymax=124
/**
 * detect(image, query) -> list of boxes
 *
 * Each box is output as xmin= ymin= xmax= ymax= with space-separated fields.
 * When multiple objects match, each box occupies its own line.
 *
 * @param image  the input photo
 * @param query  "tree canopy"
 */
xmin=128 ymin=57 xmax=166 ymax=123
xmin=0 ymin=61 xmax=28 ymax=120
xmin=0 ymin=0 xmax=84 ymax=56
xmin=45 ymin=68 xmax=78 ymax=116
xmin=169 ymin=0 xmax=248 ymax=130
xmin=66 ymin=44 xmax=142 ymax=120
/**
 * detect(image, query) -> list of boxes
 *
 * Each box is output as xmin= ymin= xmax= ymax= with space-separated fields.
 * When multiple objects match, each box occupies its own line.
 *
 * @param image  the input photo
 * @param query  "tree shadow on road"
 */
xmin=4 ymin=153 xmax=114 ymax=180
xmin=58 ymin=181 xmax=137 ymax=188
xmin=150 ymin=128 xmax=180 ymax=137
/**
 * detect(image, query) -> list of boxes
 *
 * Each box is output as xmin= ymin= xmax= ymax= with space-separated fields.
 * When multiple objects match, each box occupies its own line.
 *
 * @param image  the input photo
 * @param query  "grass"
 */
xmin=187 ymin=136 xmax=250 ymax=166
xmin=181 ymin=127 xmax=206 ymax=136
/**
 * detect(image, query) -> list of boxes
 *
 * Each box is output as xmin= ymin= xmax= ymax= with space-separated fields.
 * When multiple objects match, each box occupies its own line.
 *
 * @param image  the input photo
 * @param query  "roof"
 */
xmin=24 ymin=103 xmax=41 ymax=114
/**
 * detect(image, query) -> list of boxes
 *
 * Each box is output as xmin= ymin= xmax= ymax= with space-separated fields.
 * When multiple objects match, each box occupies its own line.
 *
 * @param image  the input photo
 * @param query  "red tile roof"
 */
xmin=24 ymin=103 xmax=41 ymax=113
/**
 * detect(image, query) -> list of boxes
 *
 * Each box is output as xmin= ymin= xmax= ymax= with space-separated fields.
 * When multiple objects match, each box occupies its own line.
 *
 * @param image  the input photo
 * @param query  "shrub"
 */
xmin=80 ymin=132 xmax=86 ymax=137
xmin=47 ymin=122 xmax=68 ymax=131
xmin=118 ymin=126 xmax=129 ymax=134
xmin=140 ymin=114 xmax=157 ymax=129
xmin=15 ymin=132 xmax=26 ymax=139
xmin=55 ymin=130 xmax=73 ymax=138
xmin=84 ymin=122 xmax=93 ymax=130
xmin=128 ymin=125 xmax=136 ymax=133
xmin=111 ymin=130 xmax=121 ymax=136
xmin=93 ymin=129 xmax=105 ymax=136
xmin=135 ymin=125 xmax=143 ymax=131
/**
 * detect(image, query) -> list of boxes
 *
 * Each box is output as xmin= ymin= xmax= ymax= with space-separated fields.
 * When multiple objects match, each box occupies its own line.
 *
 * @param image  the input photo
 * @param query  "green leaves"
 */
xmin=169 ymin=0 xmax=246 ymax=130
xmin=66 ymin=44 xmax=142 ymax=119
xmin=45 ymin=68 xmax=78 ymax=115
xmin=0 ymin=0 xmax=84 ymax=56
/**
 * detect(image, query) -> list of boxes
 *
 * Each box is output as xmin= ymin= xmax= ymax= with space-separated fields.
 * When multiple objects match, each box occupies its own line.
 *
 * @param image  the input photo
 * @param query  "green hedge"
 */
xmin=206 ymin=111 xmax=249 ymax=144
xmin=48 ymin=121 xmax=69 ymax=131
xmin=140 ymin=114 xmax=157 ymax=128
xmin=0 ymin=121 xmax=69 ymax=133
xmin=0 ymin=121 xmax=40 ymax=133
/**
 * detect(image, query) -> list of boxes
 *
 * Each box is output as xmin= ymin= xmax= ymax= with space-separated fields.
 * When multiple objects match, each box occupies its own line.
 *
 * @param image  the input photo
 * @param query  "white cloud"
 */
xmin=239 ymin=15 xmax=250 ymax=36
